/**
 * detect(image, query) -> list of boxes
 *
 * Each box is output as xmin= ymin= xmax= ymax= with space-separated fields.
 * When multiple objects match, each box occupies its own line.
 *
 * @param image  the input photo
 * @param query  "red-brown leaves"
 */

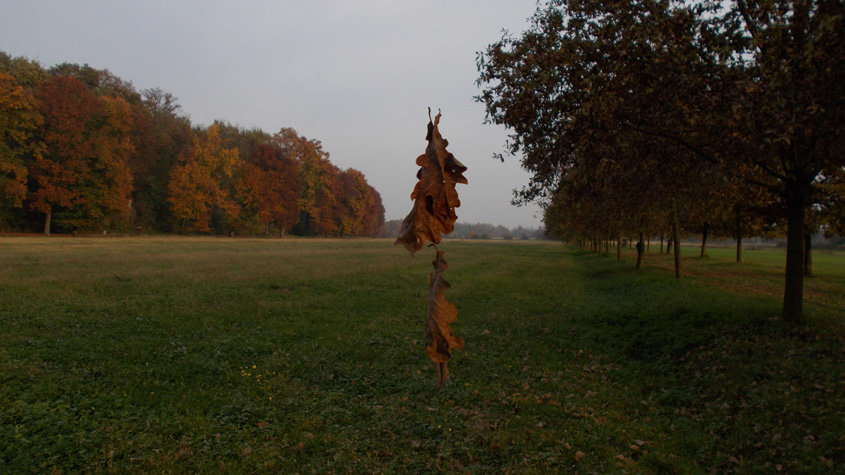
xmin=426 ymin=249 xmax=465 ymax=389
xmin=395 ymin=109 xmax=467 ymax=254
xmin=397 ymin=110 xmax=467 ymax=389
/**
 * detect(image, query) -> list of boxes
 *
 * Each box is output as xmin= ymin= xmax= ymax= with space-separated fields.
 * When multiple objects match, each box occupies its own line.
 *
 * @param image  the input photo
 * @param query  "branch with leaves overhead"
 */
xmin=396 ymin=109 xmax=467 ymax=389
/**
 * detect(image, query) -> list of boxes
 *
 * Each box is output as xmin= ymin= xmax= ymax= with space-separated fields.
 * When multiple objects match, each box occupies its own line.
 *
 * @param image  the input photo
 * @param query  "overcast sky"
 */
xmin=1 ymin=0 xmax=544 ymax=228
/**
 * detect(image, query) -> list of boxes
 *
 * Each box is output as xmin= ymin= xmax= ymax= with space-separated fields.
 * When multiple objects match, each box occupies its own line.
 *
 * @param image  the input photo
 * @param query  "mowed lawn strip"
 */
xmin=1 ymin=237 xmax=842 ymax=473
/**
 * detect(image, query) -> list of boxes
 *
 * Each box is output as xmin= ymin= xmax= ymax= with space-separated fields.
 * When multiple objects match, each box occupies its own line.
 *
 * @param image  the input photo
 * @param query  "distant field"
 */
xmin=1 ymin=237 xmax=842 ymax=473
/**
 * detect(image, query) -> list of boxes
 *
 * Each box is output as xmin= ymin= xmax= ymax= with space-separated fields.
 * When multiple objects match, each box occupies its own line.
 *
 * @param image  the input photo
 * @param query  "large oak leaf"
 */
xmin=426 ymin=249 xmax=465 ymax=389
xmin=395 ymin=109 xmax=467 ymax=254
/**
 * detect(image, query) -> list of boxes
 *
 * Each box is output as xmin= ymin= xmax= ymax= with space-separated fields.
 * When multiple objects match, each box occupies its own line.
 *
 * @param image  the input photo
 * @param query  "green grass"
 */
xmin=1 ymin=237 xmax=842 ymax=473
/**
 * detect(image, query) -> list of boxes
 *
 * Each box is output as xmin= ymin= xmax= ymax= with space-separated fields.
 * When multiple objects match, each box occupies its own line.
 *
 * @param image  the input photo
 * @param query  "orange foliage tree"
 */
xmin=30 ymin=76 xmax=133 ymax=235
xmin=235 ymin=143 xmax=301 ymax=236
xmin=0 ymin=52 xmax=388 ymax=236
xmin=273 ymin=128 xmax=338 ymax=236
xmin=360 ymin=183 xmax=385 ymax=237
xmin=168 ymin=123 xmax=241 ymax=232
xmin=333 ymin=168 xmax=376 ymax=236
xmin=0 ymin=72 xmax=42 ymax=220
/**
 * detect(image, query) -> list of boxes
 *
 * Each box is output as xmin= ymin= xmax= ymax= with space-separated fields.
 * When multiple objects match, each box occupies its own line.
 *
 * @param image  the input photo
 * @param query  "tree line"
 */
xmin=0 ymin=52 xmax=384 ymax=238
xmin=476 ymin=0 xmax=844 ymax=323
xmin=383 ymin=219 xmax=546 ymax=240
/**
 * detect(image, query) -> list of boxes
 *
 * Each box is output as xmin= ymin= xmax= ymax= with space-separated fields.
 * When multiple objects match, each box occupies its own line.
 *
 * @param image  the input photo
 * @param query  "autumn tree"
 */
xmin=168 ymin=123 xmax=241 ymax=233
xmin=272 ymin=128 xmax=337 ymax=236
xmin=29 ymin=76 xmax=133 ymax=234
xmin=332 ymin=168 xmax=374 ymax=236
xmin=129 ymin=88 xmax=194 ymax=231
xmin=477 ymin=0 xmax=845 ymax=323
xmin=235 ymin=143 xmax=301 ymax=236
xmin=0 ymin=72 xmax=42 ymax=223
xmin=0 ymin=52 xmax=48 ymax=89
xmin=726 ymin=0 xmax=845 ymax=322
xmin=360 ymin=184 xmax=385 ymax=237
xmin=78 ymin=94 xmax=135 ymax=230
xmin=0 ymin=51 xmax=387 ymax=237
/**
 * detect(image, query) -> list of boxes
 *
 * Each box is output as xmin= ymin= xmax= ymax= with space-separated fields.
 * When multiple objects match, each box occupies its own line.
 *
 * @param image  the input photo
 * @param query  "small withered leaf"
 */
xmin=426 ymin=249 xmax=465 ymax=389
xmin=395 ymin=109 xmax=467 ymax=254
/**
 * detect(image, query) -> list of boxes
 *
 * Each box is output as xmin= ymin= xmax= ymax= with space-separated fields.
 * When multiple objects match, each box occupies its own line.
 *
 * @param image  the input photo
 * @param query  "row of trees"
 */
xmin=1 ymin=52 xmax=384 ymax=237
xmin=476 ymin=0 xmax=844 ymax=323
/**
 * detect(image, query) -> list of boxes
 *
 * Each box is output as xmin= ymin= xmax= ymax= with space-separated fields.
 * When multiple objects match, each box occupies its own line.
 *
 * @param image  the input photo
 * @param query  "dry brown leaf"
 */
xmin=395 ymin=109 xmax=467 ymax=254
xmin=426 ymin=249 xmax=465 ymax=389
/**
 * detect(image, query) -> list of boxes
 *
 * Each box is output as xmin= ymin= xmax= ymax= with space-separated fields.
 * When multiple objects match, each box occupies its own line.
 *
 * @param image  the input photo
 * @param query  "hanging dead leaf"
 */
xmin=426 ymin=249 xmax=465 ymax=389
xmin=395 ymin=109 xmax=467 ymax=254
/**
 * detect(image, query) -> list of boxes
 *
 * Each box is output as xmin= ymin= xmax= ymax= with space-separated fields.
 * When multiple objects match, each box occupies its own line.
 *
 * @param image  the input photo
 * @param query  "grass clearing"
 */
xmin=1 ymin=237 xmax=842 ymax=473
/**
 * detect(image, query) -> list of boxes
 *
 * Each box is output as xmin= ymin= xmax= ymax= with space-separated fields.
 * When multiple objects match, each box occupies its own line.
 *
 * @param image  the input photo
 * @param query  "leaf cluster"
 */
xmin=395 ymin=110 xmax=468 ymax=389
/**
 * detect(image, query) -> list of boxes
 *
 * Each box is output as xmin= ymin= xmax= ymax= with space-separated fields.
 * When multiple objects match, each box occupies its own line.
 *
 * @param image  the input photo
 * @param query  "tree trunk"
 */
xmin=783 ymin=195 xmax=806 ymax=324
xmin=617 ymin=236 xmax=622 ymax=260
xmin=672 ymin=212 xmax=682 ymax=279
xmin=660 ymin=234 xmax=664 ymax=253
xmin=43 ymin=207 xmax=52 ymax=236
xmin=700 ymin=222 xmax=710 ymax=258
xmin=265 ymin=222 xmax=270 ymax=236
xmin=735 ymin=206 xmax=743 ymax=264
xmin=666 ymin=238 xmax=673 ymax=255
xmin=636 ymin=232 xmax=645 ymax=269
xmin=804 ymin=232 xmax=812 ymax=276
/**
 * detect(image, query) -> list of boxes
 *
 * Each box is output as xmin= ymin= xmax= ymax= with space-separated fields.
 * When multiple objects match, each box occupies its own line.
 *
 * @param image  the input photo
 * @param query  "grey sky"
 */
xmin=1 ymin=0 xmax=544 ymax=228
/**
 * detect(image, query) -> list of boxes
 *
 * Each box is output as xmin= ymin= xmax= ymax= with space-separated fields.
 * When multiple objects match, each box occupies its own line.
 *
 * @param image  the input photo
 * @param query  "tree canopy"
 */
xmin=476 ymin=0 xmax=845 ymax=323
xmin=0 ymin=51 xmax=384 ymax=238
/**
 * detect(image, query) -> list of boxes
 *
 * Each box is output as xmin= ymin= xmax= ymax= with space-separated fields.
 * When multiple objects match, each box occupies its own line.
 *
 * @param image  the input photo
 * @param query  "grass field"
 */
xmin=1 ymin=237 xmax=842 ymax=473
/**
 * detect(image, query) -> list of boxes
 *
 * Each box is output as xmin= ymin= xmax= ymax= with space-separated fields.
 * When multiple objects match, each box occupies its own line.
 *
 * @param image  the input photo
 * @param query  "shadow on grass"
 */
xmin=560 ymin=248 xmax=844 ymax=473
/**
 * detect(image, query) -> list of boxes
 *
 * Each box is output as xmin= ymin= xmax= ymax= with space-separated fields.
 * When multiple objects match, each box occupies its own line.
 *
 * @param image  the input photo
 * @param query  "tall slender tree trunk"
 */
xmin=617 ymin=235 xmax=622 ymax=260
xmin=636 ymin=232 xmax=645 ymax=269
xmin=660 ymin=234 xmax=664 ymax=253
xmin=783 ymin=193 xmax=806 ymax=324
xmin=700 ymin=222 xmax=710 ymax=258
xmin=672 ymin=211 xmax=682 ymax=279
xmin=43 ymin=208 xmax=52 ymax=236
xmin=666 ymin=238 xmax=673 ymax=255
xmin=735 ymin=206 xmax=743 ymax=264
xmin=804 ymin=232 xmax=812 ymax=276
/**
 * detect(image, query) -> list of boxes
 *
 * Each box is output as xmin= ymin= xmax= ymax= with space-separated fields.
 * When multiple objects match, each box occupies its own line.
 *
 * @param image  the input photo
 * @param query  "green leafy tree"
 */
xmin=0 ymin=52 xmax=48 ymax=89
xmin=130 ymin=88 xmax=194 ymax=231
xmin=477 ymin=0 xmax=845 ymax=323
